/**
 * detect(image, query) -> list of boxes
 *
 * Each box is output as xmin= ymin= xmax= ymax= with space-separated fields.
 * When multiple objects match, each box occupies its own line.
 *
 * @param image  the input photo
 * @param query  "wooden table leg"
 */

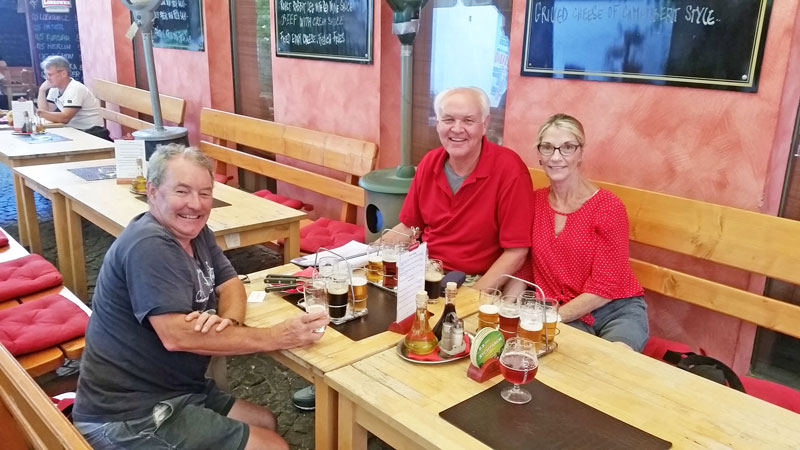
xmin=314 ymin=376 xmax=338 ymax=450
xmin=12 ymin=173 xmax=30 ymax=247
xmin=65 ymin=198 xmax=88 ymax=301
xmin=283 ymin=221 xmax=300 ymax=264
xmin=338 ymin=395 xmax=367 ymax=450
xmin=17 ymin=175 xmax=42 ymax=255
xmin=51 ymin=194 xmax=76 ymax=294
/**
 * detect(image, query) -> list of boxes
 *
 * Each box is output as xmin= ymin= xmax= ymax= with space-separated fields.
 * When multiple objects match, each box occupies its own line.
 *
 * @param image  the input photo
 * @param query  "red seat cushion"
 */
xmin=741 ymin=376 xmax=800 ymax=413
xmin=0 ymin=227 xmax=8 ymax=247
xmin=642 ymin=337 xmax=692 ymax=360
xmin=0 ymin=254 xmax=63 ymax=302
xmin=214 ymin=173 xmax=233 ymax=184
xmin=0 ymin=294 xmax=88 ymax=356
xmin=299 ymin=217 xmax=365 ymax=253
xmin=253 ymin=190 xmax=306 ymax=210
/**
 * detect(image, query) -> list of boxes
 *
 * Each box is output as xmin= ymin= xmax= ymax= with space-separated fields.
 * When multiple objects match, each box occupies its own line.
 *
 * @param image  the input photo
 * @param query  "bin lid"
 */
xmin=359 ymin=166 xmax=415 ymax=194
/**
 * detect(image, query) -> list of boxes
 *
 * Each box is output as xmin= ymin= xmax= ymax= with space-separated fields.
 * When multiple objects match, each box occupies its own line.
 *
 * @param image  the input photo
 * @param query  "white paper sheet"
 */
xmin=114 ymin=139 xmax=147 ymax=179
xmin=11 ymin=100 xmax=35 ymax=131
xmin=396 ymin=242 xmax=427 ymax=322
xmin=291 ymin=240 xmax=370 ymax=268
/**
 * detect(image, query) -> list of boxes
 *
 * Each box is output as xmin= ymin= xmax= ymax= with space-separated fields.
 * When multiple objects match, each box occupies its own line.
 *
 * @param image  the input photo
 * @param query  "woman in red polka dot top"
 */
xmin=509 ymin=113 xmax=649 ymax=351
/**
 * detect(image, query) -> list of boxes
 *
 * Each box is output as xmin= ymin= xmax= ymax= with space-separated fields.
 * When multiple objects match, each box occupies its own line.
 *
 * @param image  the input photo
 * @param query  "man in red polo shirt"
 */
xmin=389 ymin=86 xmax=533 ymax=291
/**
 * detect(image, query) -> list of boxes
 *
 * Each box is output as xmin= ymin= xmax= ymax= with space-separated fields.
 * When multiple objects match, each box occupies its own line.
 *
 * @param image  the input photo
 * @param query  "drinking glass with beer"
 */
xmin=499 ymin=337 xmax=538 ymax=404
xmin=304 ymin=280 xmax=328 ymax=333
xmin=518 ymin=300 xmax=544 ymax=350
xmin=477 ymin=288 xmax=501 ymax=330
xmin=381 ymin=242 xmax=406 ymax=288
xmin=326 ymin=273 xmax=349 ymax=325
xmin=348 ymin=267 xmax=369 ymax=317
xmin=498 ymin=295 xmax=521 ymax=340
xmin=424 ymin=259 xmax=444 ymax=303
xmin=366 ymin=243 xmax=383 ymax=283
xmin=541 ymin=299 xmax=560 ymax=350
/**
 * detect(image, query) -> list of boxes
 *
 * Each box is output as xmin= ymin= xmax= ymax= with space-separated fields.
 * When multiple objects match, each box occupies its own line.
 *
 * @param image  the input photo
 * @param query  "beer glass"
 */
xmin=477 ymin=288 xmax=501 ymax=330
xmin=542 ymin=299 xmax=560 ymax=349
xmin=348 ymin=267 xmax=368 ymax=317
xmin=498 ymin=295 xmax=521 ymax=340
xmin=499 ymin=337 xmax=539 ymax=404
xmin=326 ymin=273 xmax=349 ymax=324
xmin=518 ymin=300 xmax=543 ymax=349
xmin=366 ymin=243 xmax=383 ymax=283
xmin=424 ymin=259 xmax=444 ymax=302
xmin=381 ymin=242 xmax=403 ymax=288
xmin=304 ymin=280 xmax=328 ymax=333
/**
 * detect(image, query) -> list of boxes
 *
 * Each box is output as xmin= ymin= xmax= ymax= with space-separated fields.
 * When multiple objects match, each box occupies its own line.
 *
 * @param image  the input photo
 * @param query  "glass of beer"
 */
xmin=304 ymin=280 xmax=328 ymax=333
xmin=326 ymin=273 xmax=349 ymax=325
xmin=381 ymin=243 xmax=402 ymax=288
xmin=542 ymin=299 xmax=560 ymax=349
xmin=477 ymin=288 xmax=501 ymax=330
xmin=366 ymin=243 xmax=383 ymax=283
xmin=424 ymin=259 xmax=444 ymax=303
xmin=498 ymin=295 xmax=521 ymax=340
xmin=348 ymin=267 xmax=368 ymax=317
xmin=499 ymin=337 xmax=539 ymax=404
xmin=518 ymin=300 xmax=543 ymax=350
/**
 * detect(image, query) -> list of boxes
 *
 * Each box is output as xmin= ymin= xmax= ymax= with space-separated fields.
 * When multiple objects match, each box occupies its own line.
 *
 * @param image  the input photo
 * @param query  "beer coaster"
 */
xmin=440 ymin=380 xmax=672 ymax=450
xmin=470 ymin=329 xmax=505 ymax=368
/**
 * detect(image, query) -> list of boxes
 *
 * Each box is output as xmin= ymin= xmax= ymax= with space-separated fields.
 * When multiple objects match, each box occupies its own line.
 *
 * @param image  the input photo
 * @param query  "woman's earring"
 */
xmin=538 ymin=160 xmax=543 ymax=166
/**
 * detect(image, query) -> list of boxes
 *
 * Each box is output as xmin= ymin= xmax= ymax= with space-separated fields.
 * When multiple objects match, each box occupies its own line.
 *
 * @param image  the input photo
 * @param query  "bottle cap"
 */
xmin=446 ymin=282 xmax=457 ymax=290
xmin=416 ymin=290 xmax=428 ymax=306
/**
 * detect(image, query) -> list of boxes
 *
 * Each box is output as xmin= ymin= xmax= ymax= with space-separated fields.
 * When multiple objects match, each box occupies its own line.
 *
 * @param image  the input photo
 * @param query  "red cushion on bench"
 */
xmin=0 ymin=293 xmax=88 ymax=356
xmin=214 ymin=173 xmax=233 ymax=184
xmin=0 ymin=228 xmax=8 ymax=248
xmin=0 ymin=254 xmax=63 ymax=302
xmin=253 ymin=190 xmax=305 ymax=210
xmin=642 ymin=337 xmax=692 ymax=360
xmin=741 ymin=376 xmax=800 ymax=414
xmin=300 ymin=217 xmax=364 ymax=253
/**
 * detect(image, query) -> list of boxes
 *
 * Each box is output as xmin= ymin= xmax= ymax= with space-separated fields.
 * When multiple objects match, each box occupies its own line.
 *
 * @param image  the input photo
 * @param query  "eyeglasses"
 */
xmin=537 ymin=142 xmax=581 ymax=156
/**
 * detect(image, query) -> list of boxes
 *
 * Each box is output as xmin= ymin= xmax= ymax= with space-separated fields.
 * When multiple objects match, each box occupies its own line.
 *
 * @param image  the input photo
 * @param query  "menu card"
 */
xmin=396 ymin=242 xmax=426 ymax=322
xmin=11 ymin=101 xmax=35 ymax=131
xmin=114 ymin=139 xmax=146 ymax=182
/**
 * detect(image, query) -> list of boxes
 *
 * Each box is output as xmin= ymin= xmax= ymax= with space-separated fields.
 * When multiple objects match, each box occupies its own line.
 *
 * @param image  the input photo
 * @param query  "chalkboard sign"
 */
xmin=521 ymin=0 xmax=772 ymax=92
xmin=275 ymin=0 xmax=373 ymax=63
xmin=0 ymin=0 xmax=32 ymax=67
xmin=27 ymin=0 xmax=83 ymax=84
xmin=153 ymin=0 xmax=205 ymax=51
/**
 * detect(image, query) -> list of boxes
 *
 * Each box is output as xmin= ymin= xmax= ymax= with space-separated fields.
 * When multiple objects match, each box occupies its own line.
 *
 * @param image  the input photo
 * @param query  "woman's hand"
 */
xmin=185 ymin=310 xmax=236 ymax=333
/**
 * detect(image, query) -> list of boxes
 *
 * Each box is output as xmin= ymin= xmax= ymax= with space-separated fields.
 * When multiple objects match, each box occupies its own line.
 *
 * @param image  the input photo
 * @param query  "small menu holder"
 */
xmin=467 ymin=357 xmax=501 ymax=383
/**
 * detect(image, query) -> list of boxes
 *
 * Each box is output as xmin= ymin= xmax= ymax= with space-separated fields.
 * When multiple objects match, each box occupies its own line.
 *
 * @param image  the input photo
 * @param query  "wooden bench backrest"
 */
xmin=199 ymin=108 xmax=378 ymax=222
xmin=530 ymin=168 xmax=800 ymax=339
xmin=92 ymin=79 xmax=186 ymax=131
xmin=0 ymin=345 xmax=90 ymax=449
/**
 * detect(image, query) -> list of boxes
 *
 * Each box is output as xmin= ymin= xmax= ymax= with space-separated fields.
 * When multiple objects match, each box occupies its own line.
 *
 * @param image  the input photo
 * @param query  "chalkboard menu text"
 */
xmin=153 ymin=0 xmax=205 ymax=51
xmin=521 ymin=0 xmax=772 ymax=92
xmin=275 ymin=0 xmax=373 ymax=63
xmin=27 ymin=0 xmax=83 ymax=84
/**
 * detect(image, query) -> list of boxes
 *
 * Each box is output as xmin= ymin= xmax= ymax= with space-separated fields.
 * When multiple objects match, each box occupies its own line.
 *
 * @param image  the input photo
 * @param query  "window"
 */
xmin=232 ymin=0 xmax=274 ymax=120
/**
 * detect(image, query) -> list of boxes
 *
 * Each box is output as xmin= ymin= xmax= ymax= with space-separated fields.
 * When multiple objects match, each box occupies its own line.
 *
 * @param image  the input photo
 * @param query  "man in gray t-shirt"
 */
xmin=72 ymin=144 xmax=328 ymax=450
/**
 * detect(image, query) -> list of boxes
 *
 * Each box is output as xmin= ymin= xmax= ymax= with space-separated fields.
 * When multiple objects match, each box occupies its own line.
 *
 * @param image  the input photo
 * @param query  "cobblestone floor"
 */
xmin=0 ymin=164 xmax=392 ymax=449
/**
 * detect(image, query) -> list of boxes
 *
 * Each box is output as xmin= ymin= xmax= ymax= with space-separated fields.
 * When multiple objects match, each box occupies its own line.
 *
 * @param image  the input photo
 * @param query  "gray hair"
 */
xmin=40 ymin=55 xmax=70 ymax=72
xmin=433 ymin=87 xmax=490 ymax=120
xmin=147 ymin=144 xmax=214 ymax=187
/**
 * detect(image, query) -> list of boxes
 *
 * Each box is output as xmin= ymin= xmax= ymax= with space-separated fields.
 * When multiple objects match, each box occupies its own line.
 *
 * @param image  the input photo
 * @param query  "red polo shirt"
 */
xmin=399 ymin=137 xmax=533 ymax=274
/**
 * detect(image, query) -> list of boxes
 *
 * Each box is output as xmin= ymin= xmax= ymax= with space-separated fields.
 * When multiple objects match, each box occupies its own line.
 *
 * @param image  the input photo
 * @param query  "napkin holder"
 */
xmin=467 ymin=357 xmax=501 ymax=383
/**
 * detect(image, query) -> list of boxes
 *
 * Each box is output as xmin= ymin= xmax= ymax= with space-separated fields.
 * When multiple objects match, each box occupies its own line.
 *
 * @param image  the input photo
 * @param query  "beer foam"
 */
xmin=350 ymin=276 xmax=368 ymax=286
xmin=382 ymin=255 xmax=397 ymax=263
xmin=328 ymin=286 xmax=349 ymax=296
xmin=306 ymin=304 xmax=326 ymax=314
xmin=520 ymin=319 xmax=543 ymax=331
xmin=545 ymin=309 xmax=559 ymax=322
xmin=424 ymin=271 xmax=443 ymax=282
xmin=479 ymin=304 xmax=499 ymax=314
xmin=368 ymin=255 xmax=382 ymax=263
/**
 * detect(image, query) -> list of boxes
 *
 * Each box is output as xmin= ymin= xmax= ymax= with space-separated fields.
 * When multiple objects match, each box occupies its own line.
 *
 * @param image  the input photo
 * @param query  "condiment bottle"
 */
xmin=21 ymin=111 xmax=31 ymax=133
xmin=132 ymin=158 xmax=146 ymax=193
xmin=404 ymin=290 xmax=438 ymax=355
xmin=432 ymin=282 xmax=458 ymax=340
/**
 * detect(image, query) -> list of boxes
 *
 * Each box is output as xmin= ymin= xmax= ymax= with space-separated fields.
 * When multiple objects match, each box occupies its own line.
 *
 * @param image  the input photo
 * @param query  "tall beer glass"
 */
xmin=366 ymin=243 xmax=383 ymax=283
xmin=381 ymin=243 xmax=403 ymax=288
xmin=326 ymin=273 xmax=349 ymax=324
xmin=348 ymin=267 xmax=368 ymax=316
xmin=304 ymin=280 xmax=328 ymax=333
xmin=424 ymin=259 xmax=444 ymax=302
xmin=477 ymin=288 xmax=501 ymax=330
xmin=542 ymin=299 xmax=560 ymax=349
xmin=518 ymin=300 xmax=543 ymax=349
xmin=498 ymin=295 xmax=521 ymax=340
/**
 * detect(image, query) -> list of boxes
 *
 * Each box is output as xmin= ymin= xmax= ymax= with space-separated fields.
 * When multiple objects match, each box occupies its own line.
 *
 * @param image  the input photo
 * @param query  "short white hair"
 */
xmin=433 ymin=87 xmax=490 ymax=120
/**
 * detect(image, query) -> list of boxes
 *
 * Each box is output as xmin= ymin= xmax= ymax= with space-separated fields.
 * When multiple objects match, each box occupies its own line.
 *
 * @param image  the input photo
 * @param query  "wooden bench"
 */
xmin=91 ymin=79 xmax=186 ymax=137
xmin=530 ymin=169 xmax=800 ymax=340
xmin=199 ymin=108 xmax=378 ymax=252
xmin=0 ymin=345 xmax=90 ymax=449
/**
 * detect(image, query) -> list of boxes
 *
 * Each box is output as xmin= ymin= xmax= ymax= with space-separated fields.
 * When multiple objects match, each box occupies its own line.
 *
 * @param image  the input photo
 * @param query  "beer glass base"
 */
xmin=501 ymin=385 xmax=532 ymax=404
xmin=352 ymin=308 xmax=368 ymax=318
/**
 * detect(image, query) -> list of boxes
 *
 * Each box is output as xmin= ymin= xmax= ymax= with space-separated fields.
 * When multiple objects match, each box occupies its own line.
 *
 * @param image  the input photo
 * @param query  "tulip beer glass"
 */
xmin=499 ymin=337 xmax=539 ymax=404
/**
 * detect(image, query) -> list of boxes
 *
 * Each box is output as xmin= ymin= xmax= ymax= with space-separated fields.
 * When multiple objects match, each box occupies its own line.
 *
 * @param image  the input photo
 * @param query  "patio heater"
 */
xmin=360 ymin=0 xmax=428 ymax=242
xmin=121 ymin=0 xmax=188 ymax=159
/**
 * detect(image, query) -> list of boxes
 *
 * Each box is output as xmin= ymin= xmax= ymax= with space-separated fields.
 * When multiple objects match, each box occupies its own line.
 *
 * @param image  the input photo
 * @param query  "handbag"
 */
xmin=663 ymin=350 xmax=746 ymax=392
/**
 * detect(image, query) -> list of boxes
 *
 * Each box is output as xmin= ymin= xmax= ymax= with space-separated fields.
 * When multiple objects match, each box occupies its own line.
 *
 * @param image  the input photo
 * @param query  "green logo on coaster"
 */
xmin=470 ymin=329 xmax=505 ymax=368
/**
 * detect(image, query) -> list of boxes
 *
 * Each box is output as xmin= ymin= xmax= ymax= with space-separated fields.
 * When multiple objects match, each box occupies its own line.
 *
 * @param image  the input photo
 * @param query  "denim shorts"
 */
xmin=74 ymin=380 xmax=248 ymax=450
xmin=566 ymin=296 xmax=649 ymax=352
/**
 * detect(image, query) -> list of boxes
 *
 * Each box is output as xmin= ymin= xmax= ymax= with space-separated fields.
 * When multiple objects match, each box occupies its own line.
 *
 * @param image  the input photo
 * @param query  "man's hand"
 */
xmin=185 ymin=310 xmax=235 ymax=333
xmin=270 ymin=310 xmax=329 ymax=349
xmin=39 ymin=80 xmax=52 ymax=93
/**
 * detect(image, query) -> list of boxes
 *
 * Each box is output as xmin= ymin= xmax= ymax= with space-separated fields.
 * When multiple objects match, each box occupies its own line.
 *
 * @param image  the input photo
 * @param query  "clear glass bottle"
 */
xmin=404 ymin=290 xmax=438 ymax=355
xmin=21 ymin=111 xmax=31 ymax=133
xmin=132 ymin=158 xmax=147 ymax=193
xmin=432 ymin=282 xmax=458 ymax=340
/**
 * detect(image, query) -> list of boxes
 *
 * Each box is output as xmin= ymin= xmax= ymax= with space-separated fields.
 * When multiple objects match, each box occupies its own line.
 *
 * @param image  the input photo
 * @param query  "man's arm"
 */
xmin=36 ymin=82 xmax=78 ymax=124
xmin=558 ymin=293 xmax=612 ymax=323
xmin=378 ymin=222 xmax=415 ymax=245
xmin=149 ymin=310 xmax=329 ymax=356
xmin=473 ymin=247 xmax=528 ymax=291
xmin=36 ymin=82 xmax=52 ymax=112
xmin=216 ymin=276 xmax=246 ymax=325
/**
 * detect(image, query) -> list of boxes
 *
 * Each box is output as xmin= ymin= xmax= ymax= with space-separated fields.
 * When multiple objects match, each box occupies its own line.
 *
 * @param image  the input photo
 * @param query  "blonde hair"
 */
xmin=536 ymin=113 xmax=586 ymax=146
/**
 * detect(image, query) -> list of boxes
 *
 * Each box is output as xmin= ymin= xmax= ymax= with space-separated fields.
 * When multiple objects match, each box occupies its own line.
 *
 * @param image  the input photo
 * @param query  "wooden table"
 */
xmin=0 ymin=127 xmax=113 ymax=252
xmin=244 ymin=264 xmax=481 ymax=450
xmin=326 ymin=316 xmax=800 ymax=450
xmin=50 ymin=175 xmax=306 ymax=300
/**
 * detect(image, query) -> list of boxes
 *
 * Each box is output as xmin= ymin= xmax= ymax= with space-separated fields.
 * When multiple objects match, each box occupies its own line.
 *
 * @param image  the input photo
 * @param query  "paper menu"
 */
xmin=291 ymin=240 xmax=370 ymax=268
xmin=396 ymin=242 xmax=427 ymax=322
xmin=114 ymin=139 xmax=146 ymax=180
xmin=11 ymin=101 xmax=35 ymax=130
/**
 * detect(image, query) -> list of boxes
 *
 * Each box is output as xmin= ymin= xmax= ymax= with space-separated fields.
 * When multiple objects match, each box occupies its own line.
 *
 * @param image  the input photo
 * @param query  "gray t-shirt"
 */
xmin=72 ymin=212 xmax=237 ymax=423
xmin=443 ymin=159 xmax=467 ymax=193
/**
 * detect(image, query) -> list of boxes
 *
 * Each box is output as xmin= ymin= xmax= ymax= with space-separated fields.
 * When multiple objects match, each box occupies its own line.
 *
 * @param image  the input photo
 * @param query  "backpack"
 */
xmin=663 ymin=350 xmax=746 ymax=392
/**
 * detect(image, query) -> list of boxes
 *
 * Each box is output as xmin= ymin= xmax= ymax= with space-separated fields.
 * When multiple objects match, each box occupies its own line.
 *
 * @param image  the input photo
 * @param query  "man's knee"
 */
xmin=229 ymin=398 xmax=277 ymax=431
xmin=245 ymin=425 xmax=288 ymax=450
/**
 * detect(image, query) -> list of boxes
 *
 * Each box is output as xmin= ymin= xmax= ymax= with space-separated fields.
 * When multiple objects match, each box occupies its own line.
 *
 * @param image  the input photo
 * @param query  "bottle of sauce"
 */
xmin=21 ymin=111 xmax=31 ymax=133
xmin=404 ymin=290 xmax=438 ymax=355
xmin=132 ymin=158 xmax=147 ymax=193
xmin=432 ymin=282 xmax=458 ymax=340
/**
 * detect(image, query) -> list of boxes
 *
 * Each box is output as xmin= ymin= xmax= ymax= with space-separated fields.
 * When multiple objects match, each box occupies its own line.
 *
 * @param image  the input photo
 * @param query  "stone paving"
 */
xmin=0 ymin=163 xmax=391 ymax=449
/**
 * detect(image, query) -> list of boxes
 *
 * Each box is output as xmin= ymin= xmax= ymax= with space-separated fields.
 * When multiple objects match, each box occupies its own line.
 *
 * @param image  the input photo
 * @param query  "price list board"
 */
xmin=275 ymin=0 xmax=373 ymax=63
xmin=26 ymin=0 xmax=83 ymax=83
xmin=153 ymin=0 xmax=205 ymax=51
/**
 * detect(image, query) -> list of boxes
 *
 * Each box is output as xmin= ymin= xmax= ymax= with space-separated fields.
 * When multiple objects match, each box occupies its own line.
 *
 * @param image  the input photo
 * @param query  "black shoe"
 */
xmin=291 ymin=385 xmax=315 ymax=411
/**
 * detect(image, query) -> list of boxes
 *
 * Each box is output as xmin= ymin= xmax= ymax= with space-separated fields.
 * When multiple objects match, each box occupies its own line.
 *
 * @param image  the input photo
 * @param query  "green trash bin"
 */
xmin=359 ymin=166 xmax=415 ymax=242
